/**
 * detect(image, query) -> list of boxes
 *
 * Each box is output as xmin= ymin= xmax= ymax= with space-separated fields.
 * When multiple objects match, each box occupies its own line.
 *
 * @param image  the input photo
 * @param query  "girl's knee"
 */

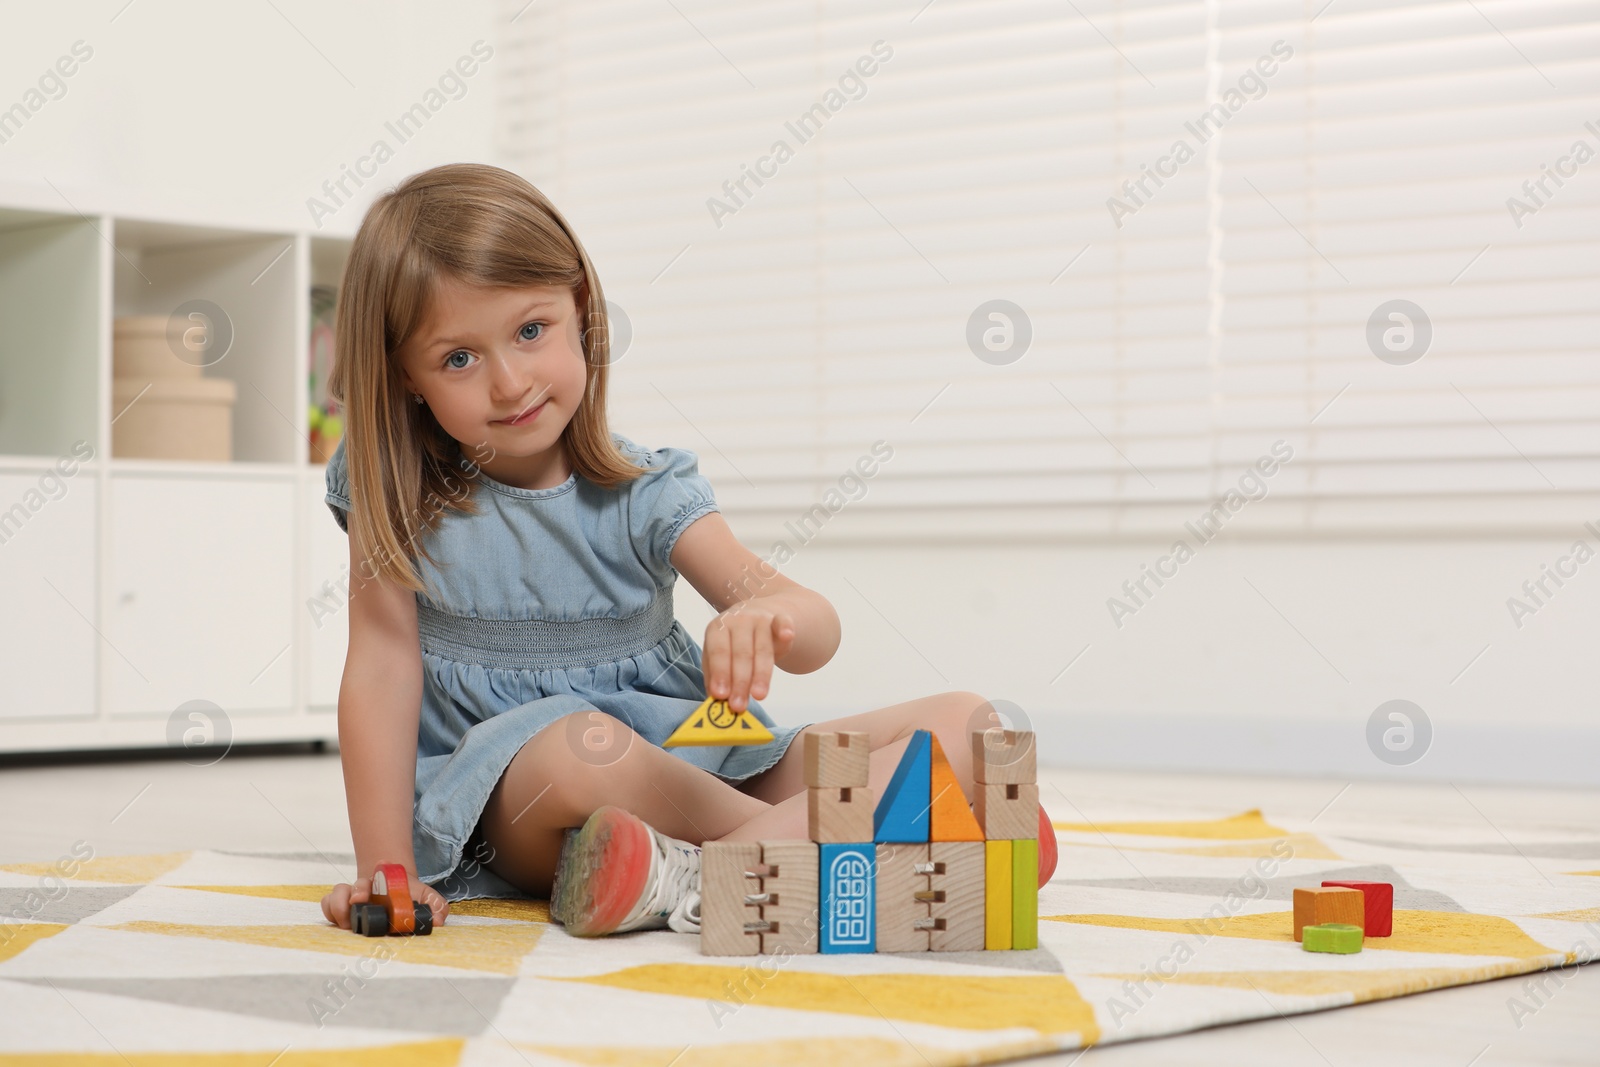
xmin=512 ymin=709 xmax=638 ymax=807
xmin=941 ymin=690 xmax=991 ymax=731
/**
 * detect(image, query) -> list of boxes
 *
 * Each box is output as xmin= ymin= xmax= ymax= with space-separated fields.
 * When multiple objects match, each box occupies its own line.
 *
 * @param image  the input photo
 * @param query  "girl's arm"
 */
xmin=321 ymin=533 xmax=449 ymax=927
xmin=671 ymin=511 xmax=842 ymax=707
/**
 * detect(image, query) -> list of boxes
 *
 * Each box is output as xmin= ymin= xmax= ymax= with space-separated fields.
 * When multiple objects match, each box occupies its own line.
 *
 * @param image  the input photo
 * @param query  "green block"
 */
xmin=1302 ymin=923 xmax=1363 ymax=954
xmin=1010 ymin=837 xmax=1038 ymax=950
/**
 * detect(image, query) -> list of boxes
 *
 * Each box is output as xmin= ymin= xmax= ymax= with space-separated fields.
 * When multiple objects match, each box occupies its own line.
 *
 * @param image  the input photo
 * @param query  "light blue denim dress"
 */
xmin=324 ymin=431 xmax=808 ymax=901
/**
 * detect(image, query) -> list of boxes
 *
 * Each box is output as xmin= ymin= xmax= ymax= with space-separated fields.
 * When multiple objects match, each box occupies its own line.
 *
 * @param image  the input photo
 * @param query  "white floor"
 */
xmin=1 ymin=750 xmax=1595 ymax=1064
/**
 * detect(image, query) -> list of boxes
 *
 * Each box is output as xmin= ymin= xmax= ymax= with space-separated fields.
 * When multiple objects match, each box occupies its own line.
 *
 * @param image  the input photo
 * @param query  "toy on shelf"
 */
xmin=1321 ymin=879 xmax=1394 ymax=937
xmin=349 ymin=863 xmax=434 ymax=937
xmin=664 ymin=695 xmax=775 ymax=747
xmin=700 ymin=726 xmax=1041 ymax=957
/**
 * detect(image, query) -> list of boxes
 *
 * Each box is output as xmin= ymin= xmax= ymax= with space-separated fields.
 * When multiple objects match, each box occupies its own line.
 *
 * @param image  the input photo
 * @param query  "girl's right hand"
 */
xmin=320 ymin=873 xmax=451 ymax=930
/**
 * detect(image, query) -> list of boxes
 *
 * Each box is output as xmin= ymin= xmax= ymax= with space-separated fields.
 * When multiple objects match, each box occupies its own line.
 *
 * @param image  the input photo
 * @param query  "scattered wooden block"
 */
xmin=808 ymin=786 xmax=874 ymax=843
xmin=984 ymin=839 xmax=1013 ymax=950
xmin=928 ymin=841 xmax=985 ymax=951
xmin=757 ymin=840 xmax=819 ymax=954
xmin=1010 ymin=837 xmax=1038 ymax=950
xmin=804 ymin=730 xmax=870 ymax=789
xmin=700 ymin=842 xmax=762 ymax=956
xmin=1293 ymin=886 xmax=1365 ymax=941
xmin=971 ymin=728 xmax=1036 ymax=785
xmin=819 ymin=842 xmax=875 ymax=953
xmin=975 ymin=782 xmax=1039 ymax=841
xmin=875 ymin=843 xmax=931 ymax=952
xmin=1321 ymin=880 xmax=1394 ymax=937
xmin=874 ymin=729 xmax=932 ymax=843
xmin=927 ymin=733 xmax=984 ymax=842
xmin=1302 ymin=922 xmax=1363 ymax=954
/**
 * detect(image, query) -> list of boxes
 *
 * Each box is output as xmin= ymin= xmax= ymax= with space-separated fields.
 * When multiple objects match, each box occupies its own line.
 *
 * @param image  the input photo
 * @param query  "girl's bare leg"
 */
xmin=480 ymin=710 xmax=772 ymax=895
xmin=716 ymin=690 xmax=991 ymax=843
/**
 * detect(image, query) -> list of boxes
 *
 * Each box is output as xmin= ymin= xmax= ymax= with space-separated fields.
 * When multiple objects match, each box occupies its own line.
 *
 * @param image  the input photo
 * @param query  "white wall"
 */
xmin=9 ymin=2 xmax=1592 ymax=785
xmin=676 ymin=533 xmax=1600 ymax=787
xmin=0 ymin=1 xmax=500 ymax=235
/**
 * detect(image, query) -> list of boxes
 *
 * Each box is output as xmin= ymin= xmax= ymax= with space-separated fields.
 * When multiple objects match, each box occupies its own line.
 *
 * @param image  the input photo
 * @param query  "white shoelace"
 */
xmin=614 ymin=823 xmax=703 ymax=934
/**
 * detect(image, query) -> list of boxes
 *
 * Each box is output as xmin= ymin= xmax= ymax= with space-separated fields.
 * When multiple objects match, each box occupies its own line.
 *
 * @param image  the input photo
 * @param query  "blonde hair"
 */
xmin=328 ymin=162 xmax=645 ymax=593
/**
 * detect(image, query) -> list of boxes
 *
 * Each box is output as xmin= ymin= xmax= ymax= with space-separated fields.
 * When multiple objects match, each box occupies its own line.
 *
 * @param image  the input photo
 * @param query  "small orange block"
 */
xmin=1293 ymin=886 xmax=1365 ymax=941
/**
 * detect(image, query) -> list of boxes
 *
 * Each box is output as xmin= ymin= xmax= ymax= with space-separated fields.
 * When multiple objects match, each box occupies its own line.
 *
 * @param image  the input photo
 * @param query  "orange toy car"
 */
xmin=349 ymin=863 xmax=434 ymax=936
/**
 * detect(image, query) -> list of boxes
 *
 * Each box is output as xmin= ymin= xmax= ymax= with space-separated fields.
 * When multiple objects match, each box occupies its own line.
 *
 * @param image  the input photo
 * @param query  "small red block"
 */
xmin=1321 ymin=880 xmax=1393 ymax=937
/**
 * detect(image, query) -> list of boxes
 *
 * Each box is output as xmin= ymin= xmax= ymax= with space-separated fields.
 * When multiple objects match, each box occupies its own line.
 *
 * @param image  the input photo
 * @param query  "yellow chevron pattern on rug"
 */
xmin=556 ymin=964 xmax=1099 ymax=1037
xmin=1 ymin=805 xmax=1595 ymax=1064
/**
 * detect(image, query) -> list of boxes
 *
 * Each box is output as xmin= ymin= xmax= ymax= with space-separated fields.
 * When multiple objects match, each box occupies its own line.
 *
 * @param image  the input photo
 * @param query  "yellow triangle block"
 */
xmin=663 ymin=696 xmax=775 ymax=747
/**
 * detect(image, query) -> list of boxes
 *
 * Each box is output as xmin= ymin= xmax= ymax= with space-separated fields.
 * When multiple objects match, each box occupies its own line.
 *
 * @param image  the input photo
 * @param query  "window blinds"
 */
xmin=498 ymin=0 xmax=1600 ymax=539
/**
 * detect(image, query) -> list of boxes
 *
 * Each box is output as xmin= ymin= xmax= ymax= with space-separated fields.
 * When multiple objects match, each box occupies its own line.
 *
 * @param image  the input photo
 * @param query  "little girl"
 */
xmin=317 ymin=162 xmax=1055 ymax=938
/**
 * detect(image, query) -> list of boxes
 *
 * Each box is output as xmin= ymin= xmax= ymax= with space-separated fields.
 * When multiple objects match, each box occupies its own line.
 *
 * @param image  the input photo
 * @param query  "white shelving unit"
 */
xmin=0 ymin=203 xmax=354 ymax=753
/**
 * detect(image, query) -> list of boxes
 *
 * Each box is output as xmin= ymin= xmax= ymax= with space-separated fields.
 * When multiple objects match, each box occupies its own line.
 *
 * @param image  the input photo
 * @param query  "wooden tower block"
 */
xmin=700 ymin=842 xmax=762 ymax=956
xmin=809 ymin=786 xmax=874 ymax=843
xmin=927 ymin=841 xmax=984 ymax=951
xmin=971 ymin=728 xmax=1036 ymax=785
xmin=804 ymin=731 xmax=870 ymax=788
xmin=984 ymin=839 xmax=1013 ymax=950
xmin=819 ymin=842 xmax=875 ymax=953
xmin=757 ymin=840 xmax=819 ymax=954
xmin=1293 ymin=886 xmax=1365 ymax=941
xmin=976 ymin=782 xmax=1039 ymax=841
xmin=1321 ymin=880 xmax=1394 ymax=937
xmin=1010 ymin=838 xmax=1038 ymax=950
xmin=875 ymin=843 xmax=931 ymax=952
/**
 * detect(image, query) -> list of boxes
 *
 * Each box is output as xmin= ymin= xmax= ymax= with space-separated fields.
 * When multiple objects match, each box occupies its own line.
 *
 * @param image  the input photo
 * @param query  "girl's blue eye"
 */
xmin=520 ymin=321 xmax=543 ymax=341
xmin=445 ymin=350 xmax=474 ymax=370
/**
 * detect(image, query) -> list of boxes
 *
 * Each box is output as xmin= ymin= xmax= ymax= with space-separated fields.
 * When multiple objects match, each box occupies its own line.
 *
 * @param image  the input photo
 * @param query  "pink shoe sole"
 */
xmin=551 ymin=805 xmax=653 ymax=937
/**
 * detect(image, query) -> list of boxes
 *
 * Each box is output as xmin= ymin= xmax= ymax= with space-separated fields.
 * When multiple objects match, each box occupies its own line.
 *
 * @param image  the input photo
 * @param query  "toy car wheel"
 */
xmin=412 ymin=901 xmax=433 ymax=935
xmin=351 ymin=902 xmax=388 ymax=937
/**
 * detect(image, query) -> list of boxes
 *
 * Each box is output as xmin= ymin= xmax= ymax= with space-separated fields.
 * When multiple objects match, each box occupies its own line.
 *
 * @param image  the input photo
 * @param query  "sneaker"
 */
xmin=550 ymin=805 xmax=703 ymax=937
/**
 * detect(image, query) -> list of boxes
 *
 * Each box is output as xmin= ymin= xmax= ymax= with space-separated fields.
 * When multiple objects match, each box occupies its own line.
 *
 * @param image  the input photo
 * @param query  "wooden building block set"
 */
xmin=700 ymin=727 xmax=1041 ymax=956
xmin=1292 ymin=879 xmax=1396 ymax=954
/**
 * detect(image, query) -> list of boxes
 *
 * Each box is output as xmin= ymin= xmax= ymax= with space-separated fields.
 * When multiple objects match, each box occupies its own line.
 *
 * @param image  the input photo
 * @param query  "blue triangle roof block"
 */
xmin=873 ymin=728 xmax=932 ymax=842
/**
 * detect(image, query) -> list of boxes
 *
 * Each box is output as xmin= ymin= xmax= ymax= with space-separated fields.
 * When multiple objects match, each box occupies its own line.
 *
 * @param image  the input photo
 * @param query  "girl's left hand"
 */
xmin=703 ymin=603 xmax=795 ymax=712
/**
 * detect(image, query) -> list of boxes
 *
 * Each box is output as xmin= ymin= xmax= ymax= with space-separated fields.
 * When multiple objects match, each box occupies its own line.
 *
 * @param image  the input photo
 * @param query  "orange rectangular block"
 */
xmin=1293 ymin=886 xmax=1365 ymax=941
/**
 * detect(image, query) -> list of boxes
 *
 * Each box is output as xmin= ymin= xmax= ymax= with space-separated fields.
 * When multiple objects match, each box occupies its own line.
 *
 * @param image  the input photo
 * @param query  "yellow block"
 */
xmin=985 ymin=839 xmax=1012 ymax=950
xmin=1011 ymin=838 xmax=1038 ymax=950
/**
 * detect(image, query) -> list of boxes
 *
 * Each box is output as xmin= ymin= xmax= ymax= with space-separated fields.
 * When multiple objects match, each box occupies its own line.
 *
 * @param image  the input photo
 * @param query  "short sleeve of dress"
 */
xmin=620 ymin=437 xmax=720 ymax=572
xmin=324 ymin=436 xmax=351 ymax=535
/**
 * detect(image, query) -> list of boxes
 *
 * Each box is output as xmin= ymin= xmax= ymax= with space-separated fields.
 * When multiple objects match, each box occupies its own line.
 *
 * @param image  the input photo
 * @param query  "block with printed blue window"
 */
xmin=819 ymin=842 xmax=875 ymax=954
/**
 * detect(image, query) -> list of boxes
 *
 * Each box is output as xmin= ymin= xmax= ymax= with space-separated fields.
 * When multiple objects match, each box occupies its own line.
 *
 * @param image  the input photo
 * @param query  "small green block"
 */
xmin=1010 ymin=838 xmax=1038 ymax=950
xmin=1302 ymin=922 xmax=1363 ymax=954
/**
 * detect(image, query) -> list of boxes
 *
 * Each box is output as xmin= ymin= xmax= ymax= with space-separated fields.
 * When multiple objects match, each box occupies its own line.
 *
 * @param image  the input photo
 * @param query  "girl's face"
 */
xmin=397 ymin=276 xmax=589 ymax=488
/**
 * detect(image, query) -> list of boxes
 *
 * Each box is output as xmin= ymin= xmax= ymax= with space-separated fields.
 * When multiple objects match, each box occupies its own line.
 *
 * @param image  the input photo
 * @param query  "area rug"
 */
xmin=2 ymin=807 xmax=1596 ymax=1065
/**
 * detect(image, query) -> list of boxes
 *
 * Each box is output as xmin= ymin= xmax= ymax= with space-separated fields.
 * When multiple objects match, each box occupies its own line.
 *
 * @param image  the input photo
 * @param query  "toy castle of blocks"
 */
xmin=700 ymin=727 xmax=1041 ymax=956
